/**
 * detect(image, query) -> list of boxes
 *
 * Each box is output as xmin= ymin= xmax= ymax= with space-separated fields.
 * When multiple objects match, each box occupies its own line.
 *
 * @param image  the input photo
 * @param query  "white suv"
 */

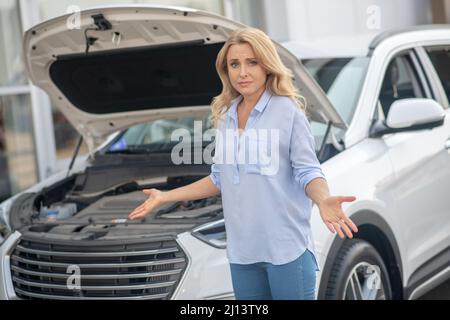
xmin=0 ymin=6 xmax=449 ymax=300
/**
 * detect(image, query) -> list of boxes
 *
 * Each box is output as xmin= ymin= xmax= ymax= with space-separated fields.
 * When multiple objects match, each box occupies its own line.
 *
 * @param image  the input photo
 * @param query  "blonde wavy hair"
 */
xmin=211 ymin=27 xmax=306 ymax=127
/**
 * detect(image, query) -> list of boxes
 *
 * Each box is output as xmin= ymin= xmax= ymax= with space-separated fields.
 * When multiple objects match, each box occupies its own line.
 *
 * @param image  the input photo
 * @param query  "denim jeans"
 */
xmin=229 ymin=249 xmax=317 ymax=300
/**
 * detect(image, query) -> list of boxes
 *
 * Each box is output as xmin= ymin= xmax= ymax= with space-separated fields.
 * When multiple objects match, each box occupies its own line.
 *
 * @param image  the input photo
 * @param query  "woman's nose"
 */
xmin=239 ymin=65 xmax=248 ymax=77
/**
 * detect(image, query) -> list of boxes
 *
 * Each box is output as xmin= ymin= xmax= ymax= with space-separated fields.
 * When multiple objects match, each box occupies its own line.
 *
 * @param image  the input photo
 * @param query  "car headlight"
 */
xmin=0 ymin=197 xmax=14 ymax=246
xmin=191 ymin=219 xmax=227 ymax=249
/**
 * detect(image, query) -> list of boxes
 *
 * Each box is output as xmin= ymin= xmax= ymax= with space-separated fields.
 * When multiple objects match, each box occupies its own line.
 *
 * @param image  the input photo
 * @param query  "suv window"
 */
xmin=425 ymin=45 xmax=450 ymax=104
xmin=378 ymin=53 xmax=425 ymax=118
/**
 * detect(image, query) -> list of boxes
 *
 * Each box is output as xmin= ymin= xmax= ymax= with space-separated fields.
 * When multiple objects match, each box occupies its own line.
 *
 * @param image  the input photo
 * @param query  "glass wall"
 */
xmin=0 ymin=95 xmax=38 ymax=201
xmin=233 ymin=0 xmax=265 ymax=29
xmin=0 ymin=0 xmax=38 ymax=201
xmin=0 ymin=99 xmax=11 ymax=201
xmin=0 ymin=0 xmax=27 ymax=86
xmin=51 ymin=106 xmax=89 ymax=161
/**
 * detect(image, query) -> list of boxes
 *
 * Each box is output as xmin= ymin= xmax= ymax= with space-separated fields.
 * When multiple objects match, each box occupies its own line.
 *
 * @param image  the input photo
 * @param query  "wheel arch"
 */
xmin=317 ymin=210 xmax=404 ymax=300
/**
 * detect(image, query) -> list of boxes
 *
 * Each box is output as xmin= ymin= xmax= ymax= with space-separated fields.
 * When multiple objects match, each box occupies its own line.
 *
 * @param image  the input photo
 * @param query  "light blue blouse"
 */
xmin=209 ymin=89 xmax=326 ymax=270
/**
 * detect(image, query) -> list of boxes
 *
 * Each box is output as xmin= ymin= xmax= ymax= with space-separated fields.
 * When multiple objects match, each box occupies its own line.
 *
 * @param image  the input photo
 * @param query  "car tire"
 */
xmin=324 ymin=239 xmax=392 ymax=300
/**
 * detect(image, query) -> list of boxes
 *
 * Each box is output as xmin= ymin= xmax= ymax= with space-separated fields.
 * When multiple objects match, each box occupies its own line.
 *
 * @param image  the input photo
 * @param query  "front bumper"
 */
xmin=0 ymin=231 xmax=234 ymax=300
xmin=0 ymin=231 xmax=21 ymax=300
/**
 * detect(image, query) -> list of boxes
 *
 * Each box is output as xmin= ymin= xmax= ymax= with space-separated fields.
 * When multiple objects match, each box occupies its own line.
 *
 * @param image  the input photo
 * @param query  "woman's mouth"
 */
xmin=238 ymin=81 xmax=252 ymax=87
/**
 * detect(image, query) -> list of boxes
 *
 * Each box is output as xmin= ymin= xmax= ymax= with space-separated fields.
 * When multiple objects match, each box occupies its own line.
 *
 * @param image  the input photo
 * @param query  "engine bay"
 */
xmin=9 ymin=165 xmax=223 ymax=241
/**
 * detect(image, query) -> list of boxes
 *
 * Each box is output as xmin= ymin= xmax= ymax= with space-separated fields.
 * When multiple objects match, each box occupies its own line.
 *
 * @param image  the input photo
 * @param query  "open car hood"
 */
xmin=23 ymin=5 xmax=346 ymax=152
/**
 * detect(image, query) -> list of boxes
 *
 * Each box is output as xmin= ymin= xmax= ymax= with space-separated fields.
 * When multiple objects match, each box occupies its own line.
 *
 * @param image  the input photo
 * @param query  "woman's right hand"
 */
xmin=128 ymin=176 xmax=220 ymax=220
xmin=128 ymin=188 xmax=166 ymax=220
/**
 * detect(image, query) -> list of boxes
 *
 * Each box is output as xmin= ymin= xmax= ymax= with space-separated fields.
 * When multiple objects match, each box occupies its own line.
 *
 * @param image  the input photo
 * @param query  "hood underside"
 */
xmin=23 ymin=5 xmax=346 ymax=151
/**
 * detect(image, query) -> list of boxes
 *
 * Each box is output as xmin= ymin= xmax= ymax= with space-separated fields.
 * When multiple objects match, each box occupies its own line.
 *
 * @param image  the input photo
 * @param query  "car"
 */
xmin=0 ymin=5 xmax=449 ymax=300
xmin=283 ymin=25 xmax=450 ymax=300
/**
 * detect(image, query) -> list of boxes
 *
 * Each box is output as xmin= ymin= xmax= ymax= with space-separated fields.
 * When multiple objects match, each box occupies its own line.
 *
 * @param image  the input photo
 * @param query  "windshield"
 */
xmin=302 ymin=57 xmax=369 ymax=124
xmin=105 ymin=115 xmax=213 ymax=154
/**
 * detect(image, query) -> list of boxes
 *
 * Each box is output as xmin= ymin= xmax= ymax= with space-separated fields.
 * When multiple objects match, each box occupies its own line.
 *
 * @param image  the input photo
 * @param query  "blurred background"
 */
xmin=0 ymin=0 xmax=449 ymax=202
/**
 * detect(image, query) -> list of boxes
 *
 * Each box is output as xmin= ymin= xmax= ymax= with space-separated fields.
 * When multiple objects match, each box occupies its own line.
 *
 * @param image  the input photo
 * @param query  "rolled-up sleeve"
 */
xmin=290 ymin=109 xmax=326 ymax=193
xmin=209 ymin=122 xmax=223 ymax=191
xmin=209 ymin=163 xmax=221 ymax=190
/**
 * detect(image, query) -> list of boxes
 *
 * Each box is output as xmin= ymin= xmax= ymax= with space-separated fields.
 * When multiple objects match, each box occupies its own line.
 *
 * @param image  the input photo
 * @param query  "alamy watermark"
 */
xmin=366 ymin=5 xmax=381 ymax=30
xmin=170 ymin=122 xmax=280 ymax=175
xmin=66 ymin=264 xmax=81 ymax=290
xmin=66 ymin=5 xmax=81 ymax=30
xmin=364 ymin=264 xmax=382 ymax=291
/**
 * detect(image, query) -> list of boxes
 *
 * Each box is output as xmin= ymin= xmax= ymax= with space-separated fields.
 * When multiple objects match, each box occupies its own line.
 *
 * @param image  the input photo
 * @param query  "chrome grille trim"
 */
xmin=13 ymin=276 xmax=176 ymax=290
xmin=14 ymin=288 xmax=169 ymax=300
xmin=10 ymin=237 xmax=187 ymax=300
xmin=14 ymin=245 xmax=179 ymax=257
xmin=11 ymin=265 xmax=183 ymax=279
xmin=12 ymin=255 xmax=185 ymax=268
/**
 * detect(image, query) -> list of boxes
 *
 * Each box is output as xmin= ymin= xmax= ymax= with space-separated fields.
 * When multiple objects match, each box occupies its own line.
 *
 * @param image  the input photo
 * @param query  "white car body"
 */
xmin=0 ymin=6 xmax=449 ymax=300
xmin=288 ymin=25 xmax=450 ymax=299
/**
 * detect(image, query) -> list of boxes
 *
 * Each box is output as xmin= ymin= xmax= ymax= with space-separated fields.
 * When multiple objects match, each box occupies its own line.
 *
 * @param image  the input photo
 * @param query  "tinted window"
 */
xmin=426 ymin=45 xmax=450 ymax=104
xmin=378 ymin=53 xmax=425 ymax=117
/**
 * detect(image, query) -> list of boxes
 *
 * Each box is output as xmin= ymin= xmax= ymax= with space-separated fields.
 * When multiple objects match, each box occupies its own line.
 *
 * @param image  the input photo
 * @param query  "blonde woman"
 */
xmin=129 ymin=27 xmax=358 ymax=300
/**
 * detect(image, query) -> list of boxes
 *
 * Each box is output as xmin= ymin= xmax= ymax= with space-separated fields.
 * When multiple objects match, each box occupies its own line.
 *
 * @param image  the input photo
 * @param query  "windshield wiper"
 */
xmin=105 ymin=147 xmax=158 ymax=154
xmin=105 ymin=140 xmax=215 ymax=155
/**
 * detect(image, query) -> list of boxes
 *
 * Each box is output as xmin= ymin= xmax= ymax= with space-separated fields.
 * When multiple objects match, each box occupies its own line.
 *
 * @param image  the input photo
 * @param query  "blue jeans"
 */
xmin=229 ymin=249 xmax=317 ymax=300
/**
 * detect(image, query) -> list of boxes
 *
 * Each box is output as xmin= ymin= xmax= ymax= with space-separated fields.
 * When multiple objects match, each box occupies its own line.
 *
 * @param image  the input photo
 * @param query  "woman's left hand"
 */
xmin=318 ymin=196 xmax=358 ymax=239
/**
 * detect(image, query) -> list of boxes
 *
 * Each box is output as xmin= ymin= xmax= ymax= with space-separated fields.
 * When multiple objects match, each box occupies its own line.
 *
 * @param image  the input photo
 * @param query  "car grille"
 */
xmin=9 ymin=236 xmax=187 ymax=300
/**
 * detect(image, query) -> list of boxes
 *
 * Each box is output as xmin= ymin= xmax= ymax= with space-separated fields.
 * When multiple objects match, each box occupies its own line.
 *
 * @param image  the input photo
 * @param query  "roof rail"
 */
xmin=368 ymin=24 xmax=450 ymax=54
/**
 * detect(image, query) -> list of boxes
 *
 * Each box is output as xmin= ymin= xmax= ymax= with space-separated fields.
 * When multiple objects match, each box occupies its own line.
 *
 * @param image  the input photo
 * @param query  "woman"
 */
xmin=129 ymin=27 xmax=358 ymax=300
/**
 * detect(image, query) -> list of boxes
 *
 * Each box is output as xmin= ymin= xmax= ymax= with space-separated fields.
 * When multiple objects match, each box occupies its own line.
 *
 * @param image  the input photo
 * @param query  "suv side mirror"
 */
xmin=369 ymin=98 xmax=445 ymax=137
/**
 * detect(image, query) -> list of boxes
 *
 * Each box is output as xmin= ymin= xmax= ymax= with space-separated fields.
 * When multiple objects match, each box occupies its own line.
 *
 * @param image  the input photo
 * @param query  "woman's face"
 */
xmin=226 ymin=43 xmax=267 ymax=98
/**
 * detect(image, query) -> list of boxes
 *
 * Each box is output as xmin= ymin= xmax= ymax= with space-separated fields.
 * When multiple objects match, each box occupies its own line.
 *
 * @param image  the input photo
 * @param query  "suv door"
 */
xmin=376 ymin=49 xmax=450 ymax=285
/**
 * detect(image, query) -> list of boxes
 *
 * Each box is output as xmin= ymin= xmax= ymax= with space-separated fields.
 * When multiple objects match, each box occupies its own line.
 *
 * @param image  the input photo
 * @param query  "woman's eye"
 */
xmin=230 ymin=63 xmax=239 ymax=68
xmin=249 ymin=60 xmax=257 ymax=65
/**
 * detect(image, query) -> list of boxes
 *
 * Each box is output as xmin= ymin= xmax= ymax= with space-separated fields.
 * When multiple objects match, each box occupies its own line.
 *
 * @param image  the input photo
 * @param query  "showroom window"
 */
xmin=0 ymin=95 xmax=38 ymax=201
xmin=50 ymin=105 xmax=89 ymax=161
xmin=232 ymin=0 xmax=265 ymax=30
xmin=426 ymin=45 xmax=450 ymax=105
xmin=0 ymin=0 xmax=38 ymax=201
xmin=0 ymin=0 xmax=27 ymax=87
